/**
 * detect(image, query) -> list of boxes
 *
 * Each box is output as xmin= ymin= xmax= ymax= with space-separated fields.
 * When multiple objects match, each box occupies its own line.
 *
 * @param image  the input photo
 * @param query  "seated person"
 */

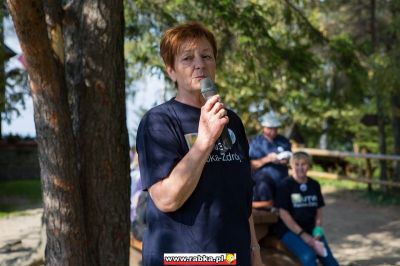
xmin=273 ymin=151 xmax=339 ymax=266
xmin=130 ymin=149 xmax=147 ymax=242
xmin=249 ymin=112 xmax=291 ymax=209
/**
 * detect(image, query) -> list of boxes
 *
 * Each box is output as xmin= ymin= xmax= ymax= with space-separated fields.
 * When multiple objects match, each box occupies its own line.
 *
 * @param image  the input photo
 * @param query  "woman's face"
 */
xmin=291 ymin=158 xmax=310 ymax=180
xmin=166 ymin=37 xmax=216 ymax=93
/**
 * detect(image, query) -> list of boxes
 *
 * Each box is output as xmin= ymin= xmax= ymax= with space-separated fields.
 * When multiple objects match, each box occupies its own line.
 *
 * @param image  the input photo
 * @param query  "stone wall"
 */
xmin=0 ymin=140 xmax=40 ymax=181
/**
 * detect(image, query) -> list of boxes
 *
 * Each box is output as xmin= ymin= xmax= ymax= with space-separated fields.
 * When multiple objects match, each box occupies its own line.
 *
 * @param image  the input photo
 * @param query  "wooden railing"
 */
xmin=292 ymin=147 xmax=400 ymax=188
xmin=295 ymin=148 xmax=400 ymax=161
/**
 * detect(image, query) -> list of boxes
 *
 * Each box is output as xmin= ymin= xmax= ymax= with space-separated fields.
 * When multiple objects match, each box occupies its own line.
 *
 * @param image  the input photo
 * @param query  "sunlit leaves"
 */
xmin=124 ymin=0 xmax=370 ymax=148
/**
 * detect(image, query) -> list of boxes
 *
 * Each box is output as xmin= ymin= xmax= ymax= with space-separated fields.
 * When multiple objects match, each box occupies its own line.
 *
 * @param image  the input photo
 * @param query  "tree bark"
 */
xmin=7 ymin=0 xmax=130 ymax=265
xmin=0 ymin=6 xmax=5 ymax=138
xmin=370 ymin=0 xmax=387 ymax=187
xmin=389 ymin=0 xmax=400 ymax=183
xmin=7 ymin=1 xmax=89 ymax=264
xmin=392 ymin=94 xmax=400 ymax=182
xmin=63 ymin=1 xmax=130 ymax=264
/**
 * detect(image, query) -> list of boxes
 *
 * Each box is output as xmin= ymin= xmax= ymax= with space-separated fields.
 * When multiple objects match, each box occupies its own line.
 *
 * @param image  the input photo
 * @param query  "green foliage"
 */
xmin=1 ymin=8 xmax=30 ymax=129
xmin=2 ymin=68 xmax=29 ymax=124
xmin=124 ymin=0 xmax=367 ymax=145
xmin=123 ymin=0 xmax=400 ymax=174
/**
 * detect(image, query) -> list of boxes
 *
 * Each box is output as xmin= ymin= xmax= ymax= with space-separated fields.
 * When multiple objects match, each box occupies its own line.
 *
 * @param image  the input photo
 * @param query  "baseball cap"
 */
xmin=260 ymin=112 xmax=282 ymax=128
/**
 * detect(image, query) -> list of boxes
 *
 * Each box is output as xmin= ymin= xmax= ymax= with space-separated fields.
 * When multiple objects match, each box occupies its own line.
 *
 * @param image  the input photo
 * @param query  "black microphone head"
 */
xmin=200 ymin=77 xmax=217 ymax=99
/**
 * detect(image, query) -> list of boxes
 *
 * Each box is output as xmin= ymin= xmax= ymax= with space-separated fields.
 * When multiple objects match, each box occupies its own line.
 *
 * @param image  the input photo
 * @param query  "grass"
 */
xmin=0 ymin=179 xmax=42 ymax=217
xmin=315 ymin=176 xmax=400 ymax=206
xmin=310 ymin=161 xmax=400 ymax=205
xmin=1 ymin=176 xmax=399 ymax=219
xmin=359 ymin=189 xmax=400 ymax=205
xmin=316 ymin=177 xmax=368 ymax=190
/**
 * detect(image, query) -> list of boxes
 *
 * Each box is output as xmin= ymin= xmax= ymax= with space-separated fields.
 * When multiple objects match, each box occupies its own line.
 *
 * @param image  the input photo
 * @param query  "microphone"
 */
xmin=200 ymin=77 xmax=232 ymax=154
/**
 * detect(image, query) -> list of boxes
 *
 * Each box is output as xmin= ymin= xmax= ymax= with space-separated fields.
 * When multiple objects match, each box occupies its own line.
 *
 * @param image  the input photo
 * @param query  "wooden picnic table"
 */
xmin=252 ymin=208 xmax=279 ymax=241
xmin=252 ymin=208 xmax=301 ymax=266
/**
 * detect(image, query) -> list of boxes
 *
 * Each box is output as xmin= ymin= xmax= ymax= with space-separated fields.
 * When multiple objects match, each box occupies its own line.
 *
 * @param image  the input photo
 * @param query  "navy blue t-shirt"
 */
xmin=273 ymin=176 xmax=325 ymax=239
xmin=249 ymin=134 xmax=291 ymax=201
xmin=136 ymin=98 xmax=253 ymax=266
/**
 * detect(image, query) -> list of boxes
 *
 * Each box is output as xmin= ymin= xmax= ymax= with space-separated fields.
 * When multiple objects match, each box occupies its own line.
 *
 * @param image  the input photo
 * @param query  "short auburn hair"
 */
xmin=160 ymin=22 xmax=217 ymax=68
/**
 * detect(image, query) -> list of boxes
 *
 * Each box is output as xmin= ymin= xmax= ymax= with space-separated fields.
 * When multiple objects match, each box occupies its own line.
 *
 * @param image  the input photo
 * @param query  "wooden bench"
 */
xmin=252 ymin=208 xmax=278 ymax=241
xmin=252 ymin=208 xmax=301 ymax=266
xmin=130 ymin=233 xmax=143 ymax=252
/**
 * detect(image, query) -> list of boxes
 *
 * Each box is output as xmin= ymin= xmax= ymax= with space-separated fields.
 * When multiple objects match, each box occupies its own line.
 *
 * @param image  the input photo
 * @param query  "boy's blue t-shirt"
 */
xmin=136 ymin=98 xmax=253 ymax=266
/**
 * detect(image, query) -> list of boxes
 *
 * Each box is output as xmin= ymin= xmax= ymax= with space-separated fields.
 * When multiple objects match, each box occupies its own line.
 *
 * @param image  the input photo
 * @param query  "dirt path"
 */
xmin=1 ymin=188 xmax=399 ymax=266
xmin=322 ymin=187 xmax=400 ymax=266
xmin=0 ymin=209 xmax=44 ymax=266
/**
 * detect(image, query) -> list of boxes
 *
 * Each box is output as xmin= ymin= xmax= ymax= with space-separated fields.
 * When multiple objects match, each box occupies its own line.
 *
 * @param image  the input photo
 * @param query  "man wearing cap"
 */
xmin=249 ymin=112 xmax=292 ymax=208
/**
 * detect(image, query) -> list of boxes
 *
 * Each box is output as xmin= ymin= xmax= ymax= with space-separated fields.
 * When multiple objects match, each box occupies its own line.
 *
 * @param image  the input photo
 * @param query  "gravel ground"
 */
xmin=323 ymin=188 xmax=400 ymax=266
xmin=0 ymin=209 xmax=44 ymax=266
xmin=1 ymin=188 xmax=399 ymax=266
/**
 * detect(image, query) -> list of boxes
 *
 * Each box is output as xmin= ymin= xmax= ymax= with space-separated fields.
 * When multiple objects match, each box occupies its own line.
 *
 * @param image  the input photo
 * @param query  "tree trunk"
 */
xmin=370 ymin=0 xmax=387 ymax=188
xmin=7 ymin=1 xmax=130 ymax=265
xmin=63 ymin=1 xmax=130 ymax=264
xmin=392 ymin=94 xmax=400 ymax=182
xmin=389 ymin=1 xmax=400 ymax=184
xmin=0 ymin=5 xmax=5 ymax=139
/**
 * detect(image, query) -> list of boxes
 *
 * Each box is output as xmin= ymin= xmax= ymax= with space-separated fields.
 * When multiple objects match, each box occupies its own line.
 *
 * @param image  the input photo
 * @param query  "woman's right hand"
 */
xmin=197 ymin=94 xmax=229 ymax=151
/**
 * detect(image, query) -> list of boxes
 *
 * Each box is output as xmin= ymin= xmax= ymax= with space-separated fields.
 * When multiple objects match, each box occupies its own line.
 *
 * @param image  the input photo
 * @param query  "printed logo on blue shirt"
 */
xmin=291 ymin=193 xmax=318 ymax=208
xmin=184 ymin=129 xmax=237 ymax=150
xmin=184 ymin=129 xmax=243 ymax=163
xmin=184 ymin=133 xmax=198 ymax=149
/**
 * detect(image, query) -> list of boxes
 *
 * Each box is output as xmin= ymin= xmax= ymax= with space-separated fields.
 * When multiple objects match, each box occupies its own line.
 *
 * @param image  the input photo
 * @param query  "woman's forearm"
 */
xmin=148 ymin=137 xmax=213 ymax=212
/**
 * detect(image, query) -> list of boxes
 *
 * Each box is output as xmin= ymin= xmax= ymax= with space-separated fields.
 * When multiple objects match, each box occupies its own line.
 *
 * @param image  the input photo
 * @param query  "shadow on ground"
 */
xmin=1 ymin=188 xmax=400 ymax=266
xmin=323 ymin=188 xmax=400 ymax=266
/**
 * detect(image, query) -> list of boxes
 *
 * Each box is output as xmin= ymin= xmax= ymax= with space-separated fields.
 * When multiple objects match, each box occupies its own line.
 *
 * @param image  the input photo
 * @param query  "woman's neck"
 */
xmin=175 ymin=91 xmax=205 ymax=108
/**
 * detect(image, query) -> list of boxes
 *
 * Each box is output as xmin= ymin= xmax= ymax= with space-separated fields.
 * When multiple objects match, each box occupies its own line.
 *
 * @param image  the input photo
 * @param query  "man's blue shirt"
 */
xmin=249 ymin=134 xmax=291 ymax=201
